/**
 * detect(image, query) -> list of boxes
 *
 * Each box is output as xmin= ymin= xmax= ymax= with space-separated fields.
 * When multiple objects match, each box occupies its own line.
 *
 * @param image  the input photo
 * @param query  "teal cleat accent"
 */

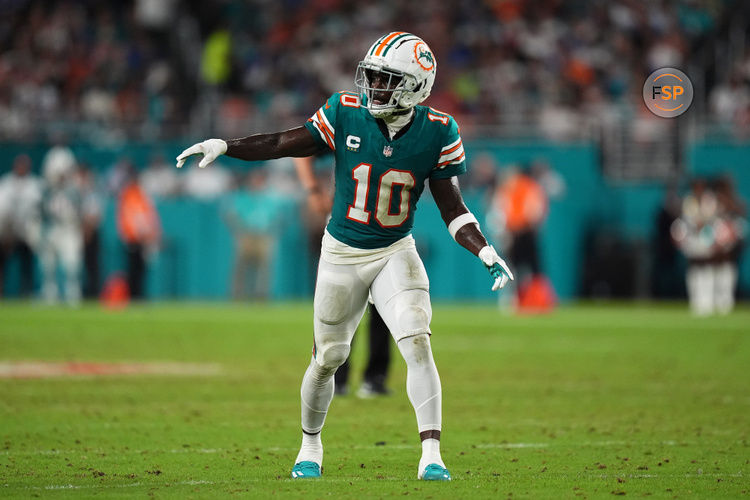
xmin=291 ymin=461 xmax=321 ymax=479
xmin=420 ymin=463 xmax=451 ymax=481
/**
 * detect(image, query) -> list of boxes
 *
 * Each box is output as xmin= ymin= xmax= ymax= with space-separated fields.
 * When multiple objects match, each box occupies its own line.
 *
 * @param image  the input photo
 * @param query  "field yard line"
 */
xmin=26 ymin=480 xmax=215 ymax=491
xmin=8 ymin=471 xmax=744 ymax=491
xmin=0 ymin=440 xmax=699 ymax=457
xmin=474 ymin=442 xmax=549 ymax=449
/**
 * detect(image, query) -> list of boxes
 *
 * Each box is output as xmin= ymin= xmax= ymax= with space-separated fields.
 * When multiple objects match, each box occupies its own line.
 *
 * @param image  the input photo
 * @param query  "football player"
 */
xmin=177 ymin=32 xmax=513 ymax=481
xmin=294 ymin=155 xmax=393 ymax=398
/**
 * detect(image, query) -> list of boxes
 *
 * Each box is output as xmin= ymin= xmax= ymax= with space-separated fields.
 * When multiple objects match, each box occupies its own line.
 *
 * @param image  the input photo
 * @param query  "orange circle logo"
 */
xmin=642 ymin=68 xmax=693 ymax=118
xmin=414 ymin=42 xmax=435 ymax=72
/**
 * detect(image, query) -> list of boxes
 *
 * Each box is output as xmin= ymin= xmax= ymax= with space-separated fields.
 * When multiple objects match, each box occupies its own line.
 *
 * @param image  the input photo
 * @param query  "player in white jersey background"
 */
xmin=176 ymin=32 xmax=514 ymax=481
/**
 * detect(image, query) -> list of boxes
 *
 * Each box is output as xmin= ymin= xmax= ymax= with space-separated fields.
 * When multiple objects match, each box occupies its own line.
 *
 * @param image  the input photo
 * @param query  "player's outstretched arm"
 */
xmin=430 ymin=176 xmax=514 ymax=291
xmin=176 ymin=126 xmax=323 ymax=169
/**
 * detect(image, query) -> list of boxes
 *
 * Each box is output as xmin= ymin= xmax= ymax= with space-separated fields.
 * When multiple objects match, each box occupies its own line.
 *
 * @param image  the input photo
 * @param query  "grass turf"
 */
xmin=0 ymin=302 xmax=748 ymax=498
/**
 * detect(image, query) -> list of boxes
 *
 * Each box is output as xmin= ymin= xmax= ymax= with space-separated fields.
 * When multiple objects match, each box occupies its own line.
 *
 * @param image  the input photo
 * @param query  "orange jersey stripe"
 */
xmin=439 ymin=141 xmax=463 ymax=156
xmin=374 ymin=31 xmax=405 ymax=56
xmin=315 ymin=111 xmax=335 ymax=149
xmin=315 ymin=110 xmax=334 ymax=136
xmin=436 ymin=151 xmax=465 ymax=167
xmin=315 ymin=111 xmax=335 ymax=138
xmin=318 ymin=123 xmax=334 ymax=149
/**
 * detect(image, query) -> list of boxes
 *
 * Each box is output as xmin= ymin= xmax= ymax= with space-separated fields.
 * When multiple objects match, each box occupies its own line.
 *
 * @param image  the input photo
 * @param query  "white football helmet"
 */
xmin=355 ymin=32 xmax=437 ymax=118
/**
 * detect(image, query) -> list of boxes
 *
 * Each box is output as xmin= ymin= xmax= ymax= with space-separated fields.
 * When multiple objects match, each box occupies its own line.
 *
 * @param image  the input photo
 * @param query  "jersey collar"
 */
xmin=375 ymin=109 xmax=415 ymax=142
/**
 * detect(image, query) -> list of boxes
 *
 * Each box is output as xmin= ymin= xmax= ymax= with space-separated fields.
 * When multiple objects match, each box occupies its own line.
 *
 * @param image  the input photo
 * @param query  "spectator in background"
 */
xmin=39 ymin=156 xmax=83 ymax=305
xmin=106 ymin=159 xmax=136 ymax=196
xmin=490 ymin=164 xmax=556 ymax=311
xmin=464 ymin=153 xmax=499 ymax=202
xmin=140 ymin=154 xmax=181 ymax=198
xmin=672 ymin=179 xmax=716 ymax=315
xmin=652 ymin=185 xmax=683 ymax=298
xmin=712 ymin=176 xmax=747 ymax=313
xmin=0 ymin=154 xmax=42 ymax=297
xmin=493 ymin=165 xmax=547 ymax=279
xmin=42 ymin=136 xmax=76 ymax=188
xmin=222 ymin=169 xmax=282 ymax=300
xmin=0 ymin=170 xmax=11 ymax=295
xmin=671 ymin=177 xmax=746 ymax=316
xmin=293 ymin=157 xmax=332 ymax=288
xmin=182 ymin=158 xmax=233 ymax=200
xmin=117 ymin=166 xmax=161 ymax=300
xmin=77 ymin=164 xmax=103 ymax=299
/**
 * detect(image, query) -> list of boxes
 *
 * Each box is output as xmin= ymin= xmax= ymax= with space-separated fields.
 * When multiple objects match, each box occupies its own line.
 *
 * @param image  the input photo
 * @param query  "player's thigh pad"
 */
xmin=314 ymin=276 xmax=352 ymax=327
xmin=313 ymin=260 xmax=370 ymax=368
xmin=371 ymin=249 xmax=432 ymax=342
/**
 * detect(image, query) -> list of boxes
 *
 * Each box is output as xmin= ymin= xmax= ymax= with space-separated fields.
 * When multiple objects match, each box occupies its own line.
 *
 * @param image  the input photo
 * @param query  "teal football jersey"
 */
xmin=305 ymin=92 xmax=466 ymax=249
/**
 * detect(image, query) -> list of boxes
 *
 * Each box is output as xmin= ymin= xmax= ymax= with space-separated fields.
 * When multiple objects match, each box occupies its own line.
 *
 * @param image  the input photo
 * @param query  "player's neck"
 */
xmin=382 ymin=109 xmax=414 ymax=139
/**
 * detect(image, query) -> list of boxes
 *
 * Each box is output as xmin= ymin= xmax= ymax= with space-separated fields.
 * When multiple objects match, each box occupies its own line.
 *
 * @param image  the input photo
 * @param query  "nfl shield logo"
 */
xmin=383 ymin=145 xmax=393 ymax=157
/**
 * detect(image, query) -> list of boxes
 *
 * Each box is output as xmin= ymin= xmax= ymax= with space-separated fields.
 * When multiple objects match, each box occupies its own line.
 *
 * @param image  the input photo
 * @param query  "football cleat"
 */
xmin=291 ymin=461 xmax=321 ymax=479
xmin=419 ymin=463 xmax=451 ymax=481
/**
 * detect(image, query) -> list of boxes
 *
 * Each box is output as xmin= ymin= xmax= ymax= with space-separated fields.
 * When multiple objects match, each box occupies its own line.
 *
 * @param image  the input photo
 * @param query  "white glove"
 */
xmin=478 ymin=245 xmax=515 ymax=291
xmin=175 ymin=139 xmax=228 ymax=169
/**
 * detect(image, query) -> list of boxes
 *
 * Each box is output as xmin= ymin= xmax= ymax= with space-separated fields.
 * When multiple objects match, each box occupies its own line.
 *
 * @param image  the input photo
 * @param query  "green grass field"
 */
xmin=0 ymin=302 xmax=748 ymax=498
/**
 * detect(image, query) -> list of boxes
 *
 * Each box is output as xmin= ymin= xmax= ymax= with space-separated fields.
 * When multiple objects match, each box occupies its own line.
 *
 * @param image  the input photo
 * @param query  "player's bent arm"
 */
xmin=429 ymin=177 xmax=486 ymax=255
xmin=430 ymin=176 xmax=514 ymax=291
xmin=176 ymin=126 xmax=323 ymax=168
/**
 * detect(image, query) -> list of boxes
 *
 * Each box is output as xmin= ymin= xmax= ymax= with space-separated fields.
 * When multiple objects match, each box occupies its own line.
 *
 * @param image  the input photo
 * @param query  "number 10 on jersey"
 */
xmin=346 ymin=163 xmax=416 ymax=228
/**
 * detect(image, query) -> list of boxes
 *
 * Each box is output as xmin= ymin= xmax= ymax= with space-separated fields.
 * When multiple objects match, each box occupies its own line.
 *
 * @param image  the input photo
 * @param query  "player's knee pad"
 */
xmin=314 ymin=280 xmax=352 ymax=326
xmin=393 ymin=290 xmax=432 ymax=338
xmin=315 ymin=340 xmax=351 ymax=370
xmin=396 ymin=333 xmax=433 ymax=367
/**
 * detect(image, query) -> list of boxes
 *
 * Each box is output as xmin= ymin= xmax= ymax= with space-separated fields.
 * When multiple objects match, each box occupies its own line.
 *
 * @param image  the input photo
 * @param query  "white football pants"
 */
xmin=300 ymin=241 xmax=441 ymax=435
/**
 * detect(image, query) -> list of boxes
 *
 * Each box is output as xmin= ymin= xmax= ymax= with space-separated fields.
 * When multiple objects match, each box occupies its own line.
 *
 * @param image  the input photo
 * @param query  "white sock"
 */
xmin=299 ymin=357 xmax=335 ymax=434
xmin=397 ymin=334 xmax=442 ymax=433
xmin=297 ymin=357 xmax=335 ymax=465
xmin=295 ymin=432 xmax=323 ymax=466
xmin=396 ymin=334 xmax=445 ymax=473
xmin=419 ymin=438 xmax=445 ymax=472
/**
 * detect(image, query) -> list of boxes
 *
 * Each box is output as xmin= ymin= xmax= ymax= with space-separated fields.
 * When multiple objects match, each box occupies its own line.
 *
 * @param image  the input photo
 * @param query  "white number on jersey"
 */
xmin=346 ymin=164 xmax=415 ymax=228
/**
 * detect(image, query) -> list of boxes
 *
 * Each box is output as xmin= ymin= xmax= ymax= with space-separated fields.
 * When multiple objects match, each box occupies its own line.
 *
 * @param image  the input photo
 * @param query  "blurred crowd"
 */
xmin=1 ymin=0 xmax=749 ymax=142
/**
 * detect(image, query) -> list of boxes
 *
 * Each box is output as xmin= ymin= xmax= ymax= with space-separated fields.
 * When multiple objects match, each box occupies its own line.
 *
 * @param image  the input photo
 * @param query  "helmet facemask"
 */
xmin=355 ymin=62 xmax=420 ymax=118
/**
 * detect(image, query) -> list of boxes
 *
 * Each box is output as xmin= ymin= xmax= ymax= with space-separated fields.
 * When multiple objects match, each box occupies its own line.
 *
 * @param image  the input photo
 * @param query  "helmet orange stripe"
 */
xmin=382 ymin=33 xmax=416 ymax=56
xmin=374 ymin=31 xmax=405 ymax=56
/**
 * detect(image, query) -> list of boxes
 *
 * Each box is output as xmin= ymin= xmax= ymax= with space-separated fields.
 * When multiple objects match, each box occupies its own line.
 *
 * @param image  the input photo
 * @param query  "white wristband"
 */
xmin=447 ymin=212 xmax=479 ymax=240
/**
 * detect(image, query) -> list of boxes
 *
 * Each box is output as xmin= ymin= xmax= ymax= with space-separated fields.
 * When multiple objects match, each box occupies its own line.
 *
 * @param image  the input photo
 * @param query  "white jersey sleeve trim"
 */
xmin=441 ymin=137 xmax=461 ymax=152
xmin=310 ymin=108 xmax=336 ymax=150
